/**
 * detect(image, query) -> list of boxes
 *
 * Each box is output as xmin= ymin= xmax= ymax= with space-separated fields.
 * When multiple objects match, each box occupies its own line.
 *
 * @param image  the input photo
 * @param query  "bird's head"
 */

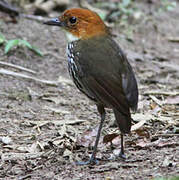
xmin=44 ymin=8 xmax=109 ymax=42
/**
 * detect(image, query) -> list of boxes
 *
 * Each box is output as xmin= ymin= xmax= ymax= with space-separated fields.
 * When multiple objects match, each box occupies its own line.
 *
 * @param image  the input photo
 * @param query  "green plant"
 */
xmin=0 ymin=33 xmax=6 ymax=45
xmin=0 ymin=32 xmax=43 ymax=56
xmin=160 ymin=0 xmax=176 ymax=12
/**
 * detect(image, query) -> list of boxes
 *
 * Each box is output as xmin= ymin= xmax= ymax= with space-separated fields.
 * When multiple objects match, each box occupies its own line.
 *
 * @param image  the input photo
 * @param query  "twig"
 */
xmin=152 ymin=134 xmax=179 ymax=138
xmin=18 ymin=174 xmax=32 ymax=180
xmin=144 ymin=91 xmax=179 ymax=96
xmin=0 ymin=68 xmax=58 ymax=86
xmin=1 ymin=152 xmax=44 ymax=161
xmin=20 ymin=13 xmax=50 ymax=23
xmin=0 ymin=61 xmax=36 ymax=74
xmin=167 ymin=37 xmax=179 ymax=43
xmin=0 ymin=0 xmax=19 ymax=16
xmin=149 ymin=95 xmax=163 ymax=106
xmin=131 ymin=119 xmax=147 ymax=131
xmin=153 ymin=61 xmax=179 ymax=71
xmin=28 ymin=119 xmax=86 ymax=127
xmin=0 ymin=133 xmax=34 ymax=138
xmin=0 ymin=0 xmax=49 ymax=23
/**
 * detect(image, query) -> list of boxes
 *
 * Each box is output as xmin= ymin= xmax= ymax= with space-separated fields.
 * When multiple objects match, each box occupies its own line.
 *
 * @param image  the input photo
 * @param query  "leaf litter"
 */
xmin=0 ymin=1 xmax=179 ymax=179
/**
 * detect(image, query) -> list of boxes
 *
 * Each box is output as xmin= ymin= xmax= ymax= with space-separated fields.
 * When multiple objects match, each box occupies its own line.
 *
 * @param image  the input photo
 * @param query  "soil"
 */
xmin=0 ymin=1 xmax=179 ymax=180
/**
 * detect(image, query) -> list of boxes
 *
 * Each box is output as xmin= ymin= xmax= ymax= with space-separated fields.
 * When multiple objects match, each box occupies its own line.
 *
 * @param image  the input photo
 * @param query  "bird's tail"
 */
xmin=113 ymin=108 xmax=131 ymax=134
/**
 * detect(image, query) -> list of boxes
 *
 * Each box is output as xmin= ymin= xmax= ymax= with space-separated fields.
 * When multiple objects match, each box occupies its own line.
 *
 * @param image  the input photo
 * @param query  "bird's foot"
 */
xmin=76 ymin=157 xmax=99 ymax=165
xmin=119 ymin=151 xmax=126 ymax=160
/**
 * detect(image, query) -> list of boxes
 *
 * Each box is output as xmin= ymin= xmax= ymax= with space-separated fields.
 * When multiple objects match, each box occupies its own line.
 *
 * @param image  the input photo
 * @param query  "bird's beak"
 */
xmin=43 ymin=18 xmax=64 ymax=26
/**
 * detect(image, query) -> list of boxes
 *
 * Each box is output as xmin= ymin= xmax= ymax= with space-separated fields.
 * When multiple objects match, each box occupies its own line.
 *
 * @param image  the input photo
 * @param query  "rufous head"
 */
xmin=44 ymin=8 xmax=109 ymax=41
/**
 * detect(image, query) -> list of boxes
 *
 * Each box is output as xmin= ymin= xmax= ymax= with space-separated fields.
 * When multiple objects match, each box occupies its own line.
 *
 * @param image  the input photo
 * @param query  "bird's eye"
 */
xmin=69 ymin=16 xmax=77 ymax=24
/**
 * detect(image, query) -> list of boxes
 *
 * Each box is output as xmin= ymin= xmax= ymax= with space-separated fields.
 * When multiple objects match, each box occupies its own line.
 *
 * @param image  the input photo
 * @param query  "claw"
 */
xmin=76 ymin=158 xmax=99 ymax=165
xmin=119 ymin=151 xmax=126 ymax=159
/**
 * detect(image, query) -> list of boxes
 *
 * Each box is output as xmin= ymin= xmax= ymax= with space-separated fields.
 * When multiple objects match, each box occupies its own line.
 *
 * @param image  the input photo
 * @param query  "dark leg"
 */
xmin=119 ymin=134 xmax=126 ymax=159
xmin=76 ymin=104 xmax=105 ymax=165
xmin=90 ymin=105 xmax=105 ymax=162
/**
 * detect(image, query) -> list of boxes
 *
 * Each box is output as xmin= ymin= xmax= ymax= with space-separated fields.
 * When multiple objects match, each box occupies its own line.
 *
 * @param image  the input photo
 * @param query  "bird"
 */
xmin=44 ymin=8 xmax=138 ymax=165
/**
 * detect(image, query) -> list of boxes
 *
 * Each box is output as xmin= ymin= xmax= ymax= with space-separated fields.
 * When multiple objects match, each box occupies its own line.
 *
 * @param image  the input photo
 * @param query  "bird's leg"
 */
xmin=119 ymin=134 xmax=126 ymax=159
xmin=76 ymin=104 xmax=105 ymax=165
xmin=90 ymin=105 xmax=105 ymax=163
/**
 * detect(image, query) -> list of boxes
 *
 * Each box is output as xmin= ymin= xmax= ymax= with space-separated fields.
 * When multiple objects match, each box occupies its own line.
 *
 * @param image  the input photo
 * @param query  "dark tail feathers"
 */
xmin=113 ymin=108 xmax=131 ymax=134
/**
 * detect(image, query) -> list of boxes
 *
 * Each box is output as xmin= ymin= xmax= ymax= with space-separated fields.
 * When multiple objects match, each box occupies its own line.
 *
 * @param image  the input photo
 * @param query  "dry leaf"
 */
xmin=165 ymin=96 xmax=179 ymax=105
xmin=43 ymin=106 xmax=70 ymax=114
xmin=103 ymin=133 xmax=119 ymax=144
xmin=29 ymin=119 xmax=86 ymax=127
xmin=135 ymin=128 xmax=150 ymax=138
xmin=151 ymin=105 xmax=161 ymax=115
xmin=162 ymin=157 xmax=173 ymax=167
xmin=136 ymin=138 xmax=178 ymax=148
xmin=42 ymin=97 xmax=61 ymax=104
xmin=112 ymin=136 xmax=121 ymax=146
xmin=135 ymin=139 xmax=151 ymax=148
xmin=63 ymin=149 xmax=72 ymax=158
xmin=113 ymin=149 xmax=121 ymax=156
xmin=132 ymin=113 xmax=153 ymax=122
xmin=58 ymin=76 xmax=73 ymax=85
xmin=76 ymin=126 xmax=98 ymax=147
xmin=1 ymin=152 xmax=43 ymax=161
xmin=150 ymin=101 xmax=157 ymax=110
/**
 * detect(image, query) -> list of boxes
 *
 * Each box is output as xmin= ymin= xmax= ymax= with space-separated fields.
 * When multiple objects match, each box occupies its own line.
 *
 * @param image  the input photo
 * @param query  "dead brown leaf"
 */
xmin=135 ymin=128 xmax=150 ymax=138
xmin=76 ymin=126 xmax=100 ymax=148
xmin=103 ymin=133 xmax=119 ymax=144
xmin=77 ymin=128 xmax=122 ymax=149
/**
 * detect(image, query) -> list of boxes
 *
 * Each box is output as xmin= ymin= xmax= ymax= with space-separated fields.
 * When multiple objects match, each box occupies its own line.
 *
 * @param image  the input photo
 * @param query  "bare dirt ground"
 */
xmin=0 ymin=1 xmax=179 ymax=180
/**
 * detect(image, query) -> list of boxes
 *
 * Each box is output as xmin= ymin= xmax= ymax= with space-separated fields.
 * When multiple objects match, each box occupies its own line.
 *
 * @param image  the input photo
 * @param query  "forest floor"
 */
xmin=0 ymin=1 xmax=179 ymax=180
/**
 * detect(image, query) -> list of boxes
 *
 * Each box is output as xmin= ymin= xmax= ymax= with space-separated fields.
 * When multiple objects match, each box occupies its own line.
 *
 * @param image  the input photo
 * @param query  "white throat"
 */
xmin=65 ymin=32 xmax=79 ymax=42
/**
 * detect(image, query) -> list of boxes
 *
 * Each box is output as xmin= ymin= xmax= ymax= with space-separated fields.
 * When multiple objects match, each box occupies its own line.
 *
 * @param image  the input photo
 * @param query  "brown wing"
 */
xmin=73 ymin=35 xmax=138 ymax=111
xmin=72 ymin=36 xmax=138 ymax=133
xmin=79 ymin=75 xmax=132 ymax=133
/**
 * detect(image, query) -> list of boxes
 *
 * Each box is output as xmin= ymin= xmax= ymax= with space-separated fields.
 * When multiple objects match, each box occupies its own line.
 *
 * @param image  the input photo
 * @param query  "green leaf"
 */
xmin=30 ymin=45 xmax=43 ymax=57
xmin=5 ymin=39 xmax=20 ymax=54
xmin=4 ymin=39 xmax=43 ymax=56
xmin=0 ymin=33 xmax=6 ymax=45
xmin=18 ymin=39 xmax=43 ymax=56
xmin=18 ymin=39 xmax=32 ymax=49
xmin=166 ymin=2 xmax=176 ymax=11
